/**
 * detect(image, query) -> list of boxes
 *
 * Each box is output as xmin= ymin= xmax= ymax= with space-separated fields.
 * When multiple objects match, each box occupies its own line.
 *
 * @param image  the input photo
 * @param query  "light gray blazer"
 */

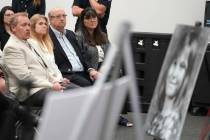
xmin=3 ymin=35 xmax=53 ymax=101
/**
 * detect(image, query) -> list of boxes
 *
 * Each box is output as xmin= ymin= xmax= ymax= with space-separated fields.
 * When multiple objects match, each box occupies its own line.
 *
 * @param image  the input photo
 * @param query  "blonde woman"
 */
xmin=12 ymin=0 xmax=45 ymax=18
xmin=29 ymin=14 xmax=70 ymax=86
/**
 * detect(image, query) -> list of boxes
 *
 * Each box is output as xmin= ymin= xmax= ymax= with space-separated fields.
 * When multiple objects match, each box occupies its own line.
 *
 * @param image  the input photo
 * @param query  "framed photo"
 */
xmin=145 ymin=24 xmax=210 ymax=140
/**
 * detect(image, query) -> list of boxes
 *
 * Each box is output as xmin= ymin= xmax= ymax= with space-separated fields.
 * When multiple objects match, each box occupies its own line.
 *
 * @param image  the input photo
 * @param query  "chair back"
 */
xmin=0 ymin=60 xmax=17 ymax=100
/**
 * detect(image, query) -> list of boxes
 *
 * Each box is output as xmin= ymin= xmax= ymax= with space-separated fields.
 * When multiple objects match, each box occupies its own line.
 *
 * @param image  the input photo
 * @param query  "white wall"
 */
xmin=108 ymin=0 xmax=206 ymax=42
xmin=0 ymin=0 xmax=206 ymax=43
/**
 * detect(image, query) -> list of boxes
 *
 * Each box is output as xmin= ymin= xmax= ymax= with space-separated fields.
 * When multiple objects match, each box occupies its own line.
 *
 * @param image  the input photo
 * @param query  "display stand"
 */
xmin=35 ymin=22 xmax=145 ymax=140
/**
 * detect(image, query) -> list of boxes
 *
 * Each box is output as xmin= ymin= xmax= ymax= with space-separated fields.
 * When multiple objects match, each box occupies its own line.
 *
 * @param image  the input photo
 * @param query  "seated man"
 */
xmin=48 ymin=8 xmax=99 ymax=87
xmin=0 ymin=49 xmax=37 ymax=140
xmin=3 ymin=12 xmax=64 ymax=107
xmin=0 ymin=60 xmax=15 ymax=140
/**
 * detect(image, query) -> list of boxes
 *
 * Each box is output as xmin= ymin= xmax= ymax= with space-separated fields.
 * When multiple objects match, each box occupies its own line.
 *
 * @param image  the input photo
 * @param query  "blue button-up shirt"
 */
xmin=51 ymin=27 xmax=84 ymax=72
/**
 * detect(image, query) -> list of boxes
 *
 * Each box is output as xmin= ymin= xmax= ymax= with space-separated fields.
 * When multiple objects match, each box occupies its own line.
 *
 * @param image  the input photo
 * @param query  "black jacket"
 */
xmin=0 ymin=29 xmax=10 ymax=50
xmin=12 ymin=0 xmax=45 ymax=18
xmin=49 ymin=27 xmax=92 ymax=75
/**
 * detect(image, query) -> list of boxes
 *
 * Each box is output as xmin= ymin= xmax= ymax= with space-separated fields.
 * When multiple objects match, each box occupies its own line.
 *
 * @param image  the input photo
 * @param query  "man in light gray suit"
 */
xmin=3 ymin=12 xmax=63 ymax=107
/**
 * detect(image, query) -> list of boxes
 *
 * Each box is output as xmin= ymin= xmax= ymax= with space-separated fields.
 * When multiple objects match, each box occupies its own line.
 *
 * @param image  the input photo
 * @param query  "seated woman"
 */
xmin=76 ymin=7 xmax=133 ymax=127
xmin=0 ymin=6 xmax=14 ymax=50
xmin=76 ymin=8 xmax=108 ymax=72
xmin=29 ymin=14 xmax=78 ymax=89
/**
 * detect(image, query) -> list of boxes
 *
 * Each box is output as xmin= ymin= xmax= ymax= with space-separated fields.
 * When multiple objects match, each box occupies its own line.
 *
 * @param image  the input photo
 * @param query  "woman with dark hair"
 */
xmin=12 ymin=0 xmax=45 ymax=18
xmin=147 ymin=29 xmax=200 ymax=140
xmin=76 ymin=7 xmax=109 ymax=71
xmin=76 ymin=7 xmax=133 ymax=127
xmin=0 ymin=6 xmax=14 ymax=50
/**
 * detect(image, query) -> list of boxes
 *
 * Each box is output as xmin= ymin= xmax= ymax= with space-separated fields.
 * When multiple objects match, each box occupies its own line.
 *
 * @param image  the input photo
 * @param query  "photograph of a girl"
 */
xmin=145 ymin=25 xmax=210 ymax=140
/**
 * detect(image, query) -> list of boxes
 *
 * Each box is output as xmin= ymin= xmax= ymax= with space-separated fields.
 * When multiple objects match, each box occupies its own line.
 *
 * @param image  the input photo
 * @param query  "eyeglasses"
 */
xmin=4 ymin=13 xmax=14 ymax=17
xmin=50 ymin=14 xmax=67 ymax=19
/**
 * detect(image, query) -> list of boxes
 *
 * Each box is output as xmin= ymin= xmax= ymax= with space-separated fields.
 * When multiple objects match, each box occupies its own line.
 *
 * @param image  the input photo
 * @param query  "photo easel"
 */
xmin=68 ymin=22 xmax=145 ymax=140
xmin=35 ymin=22 xmax=145 ymax=140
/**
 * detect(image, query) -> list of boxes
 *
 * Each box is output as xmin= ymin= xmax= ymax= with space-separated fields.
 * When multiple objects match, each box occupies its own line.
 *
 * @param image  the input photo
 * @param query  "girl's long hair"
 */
xmin=30 ymin=14 xmax=53 ymax=53
xmin=157 ymin=28 xmax=199 ymax=112
xmin=79 ymin=7 xmax=108 ymax=46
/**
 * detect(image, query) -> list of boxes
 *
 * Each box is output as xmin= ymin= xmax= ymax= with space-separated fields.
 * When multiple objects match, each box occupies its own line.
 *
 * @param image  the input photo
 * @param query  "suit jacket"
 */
xmin=3 ymin=35 xmax=53 ymax=101
xmin=49 ymin=27 xmax=91 ymax=75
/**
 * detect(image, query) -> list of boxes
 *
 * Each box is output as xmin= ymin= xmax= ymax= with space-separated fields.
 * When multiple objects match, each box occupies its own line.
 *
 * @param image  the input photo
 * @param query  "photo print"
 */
xmin=145 ymin=24 xmax=210 ymax=140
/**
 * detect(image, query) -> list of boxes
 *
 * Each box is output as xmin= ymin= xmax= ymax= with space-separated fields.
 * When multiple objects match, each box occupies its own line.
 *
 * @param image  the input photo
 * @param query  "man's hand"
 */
xmin=72 ymin=6 xmax=84 ymax=17
xmin=89 ymin=0 xmax=106 ymax=17
xmin=52 ymin=82 xmax=64 ymax=91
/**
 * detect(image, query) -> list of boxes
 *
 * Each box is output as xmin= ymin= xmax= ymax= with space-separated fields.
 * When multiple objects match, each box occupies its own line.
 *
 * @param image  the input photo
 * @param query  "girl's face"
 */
xmin=83 ymin=15 xmax=98 ymax=30
xmin=4 ymin=9 xmax=14 ymax=25
xmin=34 ymin=18 xmax=48 ymax=36
xmin=166 ymin=52 xmax=188 ymax=98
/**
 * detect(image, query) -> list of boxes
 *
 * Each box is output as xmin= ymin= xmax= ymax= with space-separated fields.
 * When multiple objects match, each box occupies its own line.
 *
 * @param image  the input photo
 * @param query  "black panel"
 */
xmin=131 ymin=32 xmax=171 ymax=112
xmin=191 ymin=44 xmax=210 ymax=107
xmin=204 ymin=1 xmax=210 ymax=27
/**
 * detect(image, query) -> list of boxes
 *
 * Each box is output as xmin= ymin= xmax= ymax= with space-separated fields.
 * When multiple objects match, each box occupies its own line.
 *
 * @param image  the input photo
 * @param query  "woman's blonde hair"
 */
xmin=33 ymin=0 xmax=41 ymax=6
xmin=30 ymin=14 xmax=53 ymax=53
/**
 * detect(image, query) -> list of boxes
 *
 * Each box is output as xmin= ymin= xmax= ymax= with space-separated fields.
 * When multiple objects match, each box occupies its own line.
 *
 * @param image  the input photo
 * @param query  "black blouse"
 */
xmin=0 ymin=28 xmax=10 ymax=50
xmin=12 ymin=0 xmax=46 ymax=18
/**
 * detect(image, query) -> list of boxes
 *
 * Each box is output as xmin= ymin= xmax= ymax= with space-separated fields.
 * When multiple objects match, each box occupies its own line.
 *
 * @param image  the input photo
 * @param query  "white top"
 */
xmin=96 ymin=45 xmax=104 ymax=62
xmin=28 ymin=38 xmax=63 ymax=82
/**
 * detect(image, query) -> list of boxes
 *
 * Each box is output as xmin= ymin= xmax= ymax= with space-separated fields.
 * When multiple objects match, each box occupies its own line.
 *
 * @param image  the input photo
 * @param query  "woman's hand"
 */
xmin=60 ymin=78 xmax=70 ymax=87
xmin=89 ymin=69 xmax=99 ymax=81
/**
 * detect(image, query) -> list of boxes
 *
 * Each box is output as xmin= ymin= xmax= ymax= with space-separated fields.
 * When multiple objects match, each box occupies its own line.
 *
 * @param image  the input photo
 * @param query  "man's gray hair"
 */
xmin=10 ymin=12 xmax=28 ymax=30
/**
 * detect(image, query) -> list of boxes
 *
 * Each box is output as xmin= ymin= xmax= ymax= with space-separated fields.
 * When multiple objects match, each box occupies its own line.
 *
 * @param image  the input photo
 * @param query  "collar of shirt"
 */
xmin=10 ymin=34 xmax=28 ymax=45
xmin=50 ymin=26 xmax=66 ymax=39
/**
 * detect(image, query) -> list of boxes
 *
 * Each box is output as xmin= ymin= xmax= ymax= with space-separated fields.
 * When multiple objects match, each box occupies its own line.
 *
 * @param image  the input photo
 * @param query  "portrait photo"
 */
xmin=145 ymin=24 xmax=210 ymax=140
